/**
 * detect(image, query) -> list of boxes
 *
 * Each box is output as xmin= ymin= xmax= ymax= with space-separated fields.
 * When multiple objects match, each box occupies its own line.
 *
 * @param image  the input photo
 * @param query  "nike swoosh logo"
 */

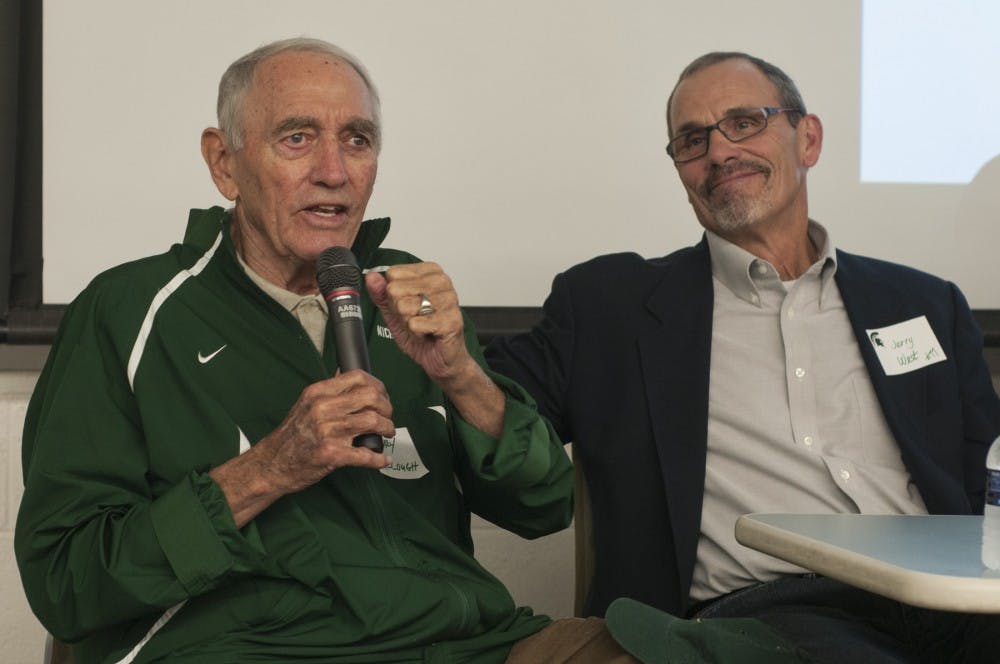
xmin=197 ymin=345 xmax=227 ymax=364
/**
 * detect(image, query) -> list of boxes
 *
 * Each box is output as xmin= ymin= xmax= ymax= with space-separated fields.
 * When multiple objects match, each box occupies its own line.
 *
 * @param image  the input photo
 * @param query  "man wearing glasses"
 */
xmin=488 ymin=52 xmax=1000 ymax=661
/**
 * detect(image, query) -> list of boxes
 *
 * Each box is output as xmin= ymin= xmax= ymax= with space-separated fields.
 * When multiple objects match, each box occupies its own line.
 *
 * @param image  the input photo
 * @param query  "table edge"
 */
xmin=735 ymin=514 xmax=1000 ymax=613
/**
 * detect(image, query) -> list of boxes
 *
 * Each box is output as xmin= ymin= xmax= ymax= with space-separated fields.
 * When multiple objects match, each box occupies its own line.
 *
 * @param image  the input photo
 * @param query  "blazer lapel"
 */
xmin=835 ymin=251 xmax=927 ymax=458
xmin=637 ymin=240 xmax=714 ymax=601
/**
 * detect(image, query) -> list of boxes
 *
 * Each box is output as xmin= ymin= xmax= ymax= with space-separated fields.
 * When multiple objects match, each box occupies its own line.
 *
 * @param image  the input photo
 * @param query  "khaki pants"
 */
xmin=505 ymin=617 xmax=640 ymax=663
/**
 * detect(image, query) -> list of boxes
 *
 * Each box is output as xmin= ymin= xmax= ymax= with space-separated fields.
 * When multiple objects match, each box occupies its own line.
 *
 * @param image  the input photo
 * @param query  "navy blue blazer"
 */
xmin=486 ymin=237 xmax=1000 ymax=618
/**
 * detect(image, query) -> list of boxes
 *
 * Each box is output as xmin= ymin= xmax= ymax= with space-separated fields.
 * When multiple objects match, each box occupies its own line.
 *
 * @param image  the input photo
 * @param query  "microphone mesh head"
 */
xmin=316 ymin=246 xmax=361 ymax=297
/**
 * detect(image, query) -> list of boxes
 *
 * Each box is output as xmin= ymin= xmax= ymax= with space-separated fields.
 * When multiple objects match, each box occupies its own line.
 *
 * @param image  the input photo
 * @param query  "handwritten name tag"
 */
xmin=379 ymin=408 xmax=444 ymax=480
xmin=866 ymin=315 xmax=947 ymax=376
xmin=379 ymin=427 xmax=430 ymax=480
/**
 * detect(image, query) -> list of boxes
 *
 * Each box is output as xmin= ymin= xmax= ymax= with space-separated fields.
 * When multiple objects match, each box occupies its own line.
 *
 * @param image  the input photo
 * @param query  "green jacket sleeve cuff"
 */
xmin=150 ymin=471 xmax=251 ymax=595
xmin=450 ymin=370 xmax=567 ymax=489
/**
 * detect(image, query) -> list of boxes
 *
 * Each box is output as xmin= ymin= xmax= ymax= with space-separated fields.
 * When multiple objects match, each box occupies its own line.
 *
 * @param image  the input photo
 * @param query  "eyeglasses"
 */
xmin=666 ymin=107 xmax=803 ymax=163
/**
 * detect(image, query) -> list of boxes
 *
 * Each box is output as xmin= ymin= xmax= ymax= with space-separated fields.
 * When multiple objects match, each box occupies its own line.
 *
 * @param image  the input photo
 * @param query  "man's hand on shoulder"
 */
xmin=209 ymin=371 xmax=394 ymax=527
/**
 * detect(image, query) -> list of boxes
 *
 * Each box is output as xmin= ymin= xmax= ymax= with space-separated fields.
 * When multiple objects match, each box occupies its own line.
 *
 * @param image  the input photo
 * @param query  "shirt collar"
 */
xmin=183 ymin=206 xmax=393 ymax=270
xmin=705 ymin=219 xmax=839 ymax=308
xmin=203 ymin=205 xmax=392 ymax=312
xmin=235 ymin=250 xmax=327 ymax=315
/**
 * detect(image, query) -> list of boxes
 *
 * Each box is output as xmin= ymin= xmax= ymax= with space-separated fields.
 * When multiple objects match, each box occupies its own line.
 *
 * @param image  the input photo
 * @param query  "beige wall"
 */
xmin=0 ymin=370 xmax=49 ymax=663
xmin=0 ymin=361 xmax=575 ymax=662
xmin=41 ymin=0 xmax=1000 ymax=310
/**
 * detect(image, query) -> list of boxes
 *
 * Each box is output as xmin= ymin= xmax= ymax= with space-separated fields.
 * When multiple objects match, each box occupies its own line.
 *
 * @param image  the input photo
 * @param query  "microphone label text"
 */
xmin=337 ymin=304 xmax=362 ymax=320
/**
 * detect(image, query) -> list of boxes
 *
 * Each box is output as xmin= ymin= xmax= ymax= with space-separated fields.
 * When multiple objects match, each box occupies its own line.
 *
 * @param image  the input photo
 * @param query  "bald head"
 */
xmin=217 ymin=37 xmax=382 ymax=152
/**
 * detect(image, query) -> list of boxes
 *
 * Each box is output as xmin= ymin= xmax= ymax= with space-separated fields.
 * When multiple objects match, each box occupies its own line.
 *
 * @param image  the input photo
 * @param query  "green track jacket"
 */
xmin=15 ymin=207 xmax=573 ymax=663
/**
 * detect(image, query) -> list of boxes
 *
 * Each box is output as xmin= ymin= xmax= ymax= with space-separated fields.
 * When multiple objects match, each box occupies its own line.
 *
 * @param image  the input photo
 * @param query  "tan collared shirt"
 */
xmin=689 ymin=222 xmax=928 ymax=602
xmin=236 ymin=253 xmax=329 ymax=352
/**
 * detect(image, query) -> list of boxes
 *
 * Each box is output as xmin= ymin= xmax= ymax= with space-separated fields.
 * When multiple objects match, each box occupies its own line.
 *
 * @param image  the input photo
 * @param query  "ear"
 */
xmin=797 ymin=114 xmax=823 ymax=168
xmin=201 ymin=128 xmax=240 ymax=201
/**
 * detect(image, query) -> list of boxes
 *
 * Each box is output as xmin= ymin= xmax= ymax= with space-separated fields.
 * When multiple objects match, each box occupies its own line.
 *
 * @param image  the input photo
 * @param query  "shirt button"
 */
xmin=840 ymin=469 xmax=851 ymax=481
xmin=756 ymin=264 xmax=768 ymax=275
xmin=750 ymin=293 xmax=760 ymax=304
xmin=803 ymin=436 xmax=814 ymax=446
xmin=795 ymin=367 xmax=806 ymax=379
xmin=787 ymin=308 xmax=795 ymax=318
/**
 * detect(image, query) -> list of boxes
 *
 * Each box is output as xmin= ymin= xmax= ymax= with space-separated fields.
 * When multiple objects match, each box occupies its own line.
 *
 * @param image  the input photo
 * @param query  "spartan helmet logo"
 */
xmin=869 ymin=331 xmax=884 ymax=348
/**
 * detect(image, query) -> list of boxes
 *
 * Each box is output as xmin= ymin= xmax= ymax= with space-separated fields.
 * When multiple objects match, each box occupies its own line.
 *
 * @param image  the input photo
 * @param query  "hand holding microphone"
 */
xmin=315 ymin=247 xmax=468 ymax=453
xmin=365 ymin=259 xmax=507 ymax=440
xmin=316 ymin=246 xmax=385 ymax=453
xmin=319 ymin=248 xmax=503 ymax=442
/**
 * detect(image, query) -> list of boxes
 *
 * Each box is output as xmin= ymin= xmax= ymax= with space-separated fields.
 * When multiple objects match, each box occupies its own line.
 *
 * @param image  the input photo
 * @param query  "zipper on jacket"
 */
xmin=437 ymin=574 xmax=474 ymax=634
xmin=360 ymin=471 xmax=408 ymax=566
xmin=358 ymin=474 xmax=475 ymax=634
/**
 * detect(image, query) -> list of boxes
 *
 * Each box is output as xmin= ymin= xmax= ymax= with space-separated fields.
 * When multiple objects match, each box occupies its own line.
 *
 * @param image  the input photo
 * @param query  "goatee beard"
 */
xmin=712 ymin=195 xmax=767 ymax=232
xmin=700 ymin=160 xmax=771 ymax=232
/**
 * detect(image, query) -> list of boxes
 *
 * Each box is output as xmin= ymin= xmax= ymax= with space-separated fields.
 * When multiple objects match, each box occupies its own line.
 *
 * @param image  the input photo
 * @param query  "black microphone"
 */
xmin=316 ymin=246 xmax=383 ymax=453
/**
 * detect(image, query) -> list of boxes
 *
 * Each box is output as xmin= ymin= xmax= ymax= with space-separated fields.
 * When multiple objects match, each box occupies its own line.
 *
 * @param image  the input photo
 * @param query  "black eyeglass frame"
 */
xmin=665 ymin=106 xmax=804 ymax=164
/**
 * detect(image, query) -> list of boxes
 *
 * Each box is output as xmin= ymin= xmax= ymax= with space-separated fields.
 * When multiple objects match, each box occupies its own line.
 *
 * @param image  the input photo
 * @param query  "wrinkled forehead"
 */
xmin=244 ymin=51 xmax=375 ymax=124
xmin=669 ymin=59 xmax=780 ymax=133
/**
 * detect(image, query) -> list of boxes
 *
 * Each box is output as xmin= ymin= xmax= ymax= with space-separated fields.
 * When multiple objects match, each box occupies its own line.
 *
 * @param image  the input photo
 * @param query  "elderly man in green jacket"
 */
xmin=15 ymin=37 xmax=589 ymax=664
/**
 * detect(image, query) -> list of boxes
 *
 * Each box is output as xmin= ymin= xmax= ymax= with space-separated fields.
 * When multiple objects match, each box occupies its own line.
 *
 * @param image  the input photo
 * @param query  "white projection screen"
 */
xmin=42 ymin=0 xmax=1000 ymax=308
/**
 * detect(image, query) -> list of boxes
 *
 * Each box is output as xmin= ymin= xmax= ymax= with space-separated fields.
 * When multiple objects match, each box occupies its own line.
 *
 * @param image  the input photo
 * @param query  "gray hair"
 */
xmin=217 ymin=37 xmax=382 ymax=151
xmin=666 ymin=52 xmax=806 ymax=137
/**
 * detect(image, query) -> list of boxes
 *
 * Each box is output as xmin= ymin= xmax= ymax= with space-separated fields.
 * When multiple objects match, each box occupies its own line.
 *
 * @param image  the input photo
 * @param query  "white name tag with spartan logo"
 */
xmin=866 ymin=315 xmax=947 ymax=376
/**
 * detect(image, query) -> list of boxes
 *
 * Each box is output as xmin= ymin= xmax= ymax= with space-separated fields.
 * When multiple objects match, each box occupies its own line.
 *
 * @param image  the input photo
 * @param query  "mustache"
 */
xmin=701 ymin=160 xmax=770 ymax=196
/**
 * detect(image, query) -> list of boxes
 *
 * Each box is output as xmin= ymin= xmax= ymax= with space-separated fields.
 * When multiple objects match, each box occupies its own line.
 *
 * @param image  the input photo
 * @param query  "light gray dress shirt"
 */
xmin=689 ymin=222 xmax=928 ymax=602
